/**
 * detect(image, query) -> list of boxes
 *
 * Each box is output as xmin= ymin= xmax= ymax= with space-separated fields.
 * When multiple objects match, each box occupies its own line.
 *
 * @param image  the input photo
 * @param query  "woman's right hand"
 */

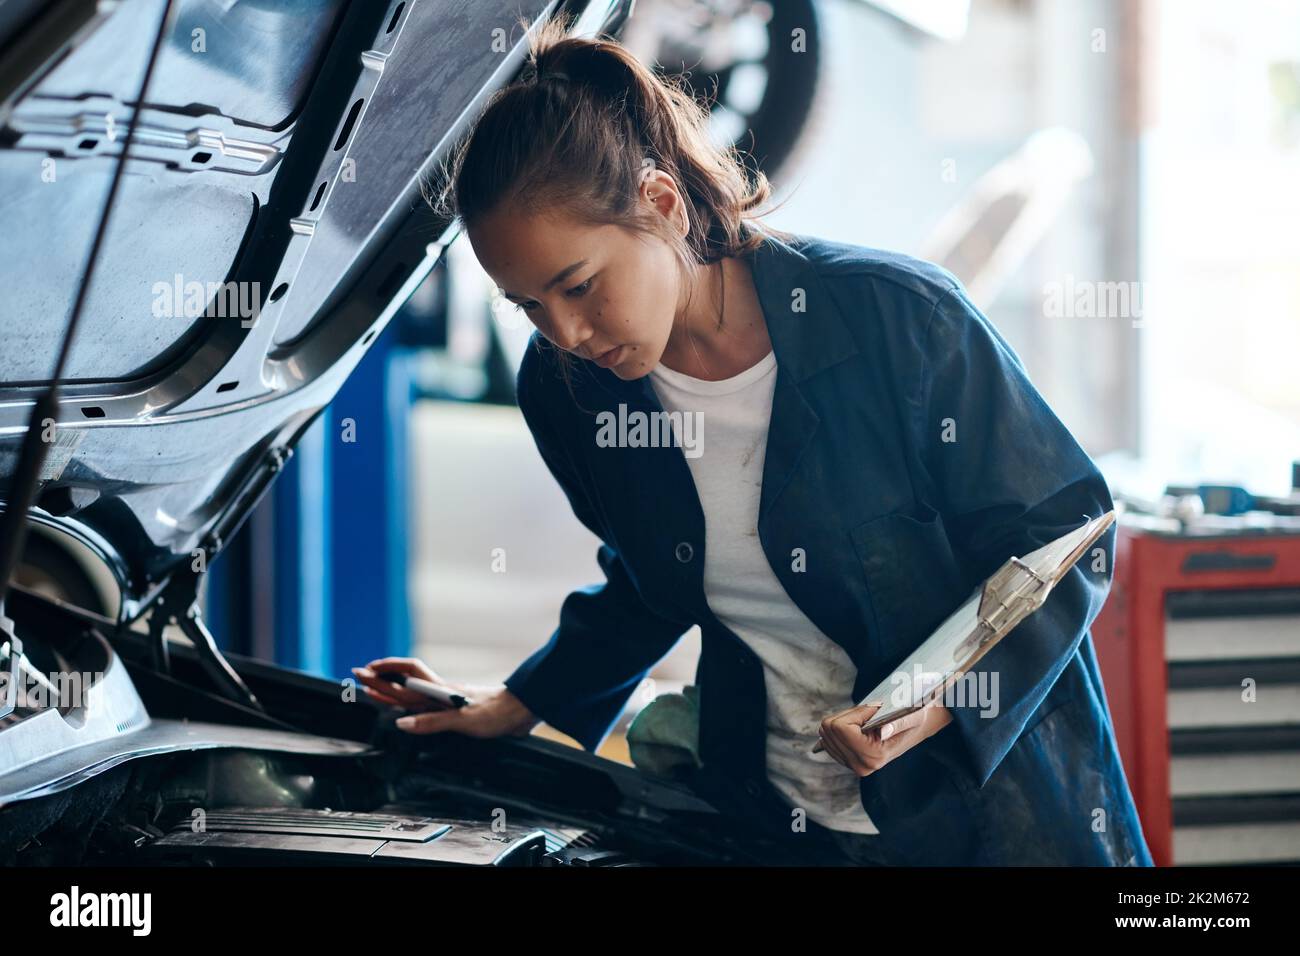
xmin=352 ymin=657 xmax=540 ymax=739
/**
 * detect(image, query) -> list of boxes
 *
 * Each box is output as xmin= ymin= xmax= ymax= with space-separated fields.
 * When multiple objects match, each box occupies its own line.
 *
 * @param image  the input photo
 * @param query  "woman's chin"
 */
xmin=609 ymin=349 xmax=654 ymax=379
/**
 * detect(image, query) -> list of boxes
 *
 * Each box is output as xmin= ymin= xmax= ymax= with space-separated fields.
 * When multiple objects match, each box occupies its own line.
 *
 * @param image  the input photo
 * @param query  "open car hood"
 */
xmin=0 ymin=2 xmax=818 ymax=869
xmin=0 ymin=0 xmax=628 ymax=620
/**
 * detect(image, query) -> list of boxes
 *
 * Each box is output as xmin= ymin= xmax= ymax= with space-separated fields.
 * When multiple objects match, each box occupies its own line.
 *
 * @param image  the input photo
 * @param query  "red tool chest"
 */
xmin=1092 ymin=522 xmax=1300 ymax=866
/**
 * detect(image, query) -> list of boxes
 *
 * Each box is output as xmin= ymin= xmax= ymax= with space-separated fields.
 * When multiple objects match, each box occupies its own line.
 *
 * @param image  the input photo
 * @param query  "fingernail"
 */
xmin=396 ymin=716 xmax=415 ymax=729
xmin=881 ymin=723 xmax=894 ymax=739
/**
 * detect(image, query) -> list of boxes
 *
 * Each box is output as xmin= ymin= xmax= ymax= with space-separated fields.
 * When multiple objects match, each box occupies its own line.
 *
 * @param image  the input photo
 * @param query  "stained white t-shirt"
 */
xmin=648 ymin=349 xmax=880 ymax=835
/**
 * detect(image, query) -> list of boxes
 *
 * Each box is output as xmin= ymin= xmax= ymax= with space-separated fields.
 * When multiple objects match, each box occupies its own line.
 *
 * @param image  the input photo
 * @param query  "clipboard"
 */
xmin=813 ymin=510 xmax=1116 ymax=750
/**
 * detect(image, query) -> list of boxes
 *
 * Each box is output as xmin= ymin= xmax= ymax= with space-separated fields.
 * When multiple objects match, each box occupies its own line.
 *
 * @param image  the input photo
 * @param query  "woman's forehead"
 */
xmin=470 ymin=213 xmax=615 ymax=293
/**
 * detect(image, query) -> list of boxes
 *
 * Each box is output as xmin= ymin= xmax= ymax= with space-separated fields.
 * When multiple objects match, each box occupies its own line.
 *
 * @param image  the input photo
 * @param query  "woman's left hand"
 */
xmin=817 ymin=701 xmax=953 ymax=777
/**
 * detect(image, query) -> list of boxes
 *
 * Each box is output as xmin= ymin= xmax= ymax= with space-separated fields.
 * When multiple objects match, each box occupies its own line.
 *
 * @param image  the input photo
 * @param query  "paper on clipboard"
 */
xmin=840 ymin=510 xmax=1116 ymax=738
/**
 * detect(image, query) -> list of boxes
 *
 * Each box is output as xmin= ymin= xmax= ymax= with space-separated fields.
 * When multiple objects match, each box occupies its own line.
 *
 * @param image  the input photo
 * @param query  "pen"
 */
xmin=811 ymin=724 xmax=886 ymax=754
xmin=375 ymin=671 xmax=473 ymax=709
xmin=811 ymin=700 xmax=923 ymax=754
xmin=811 ymin=702 xmax=894 ymax=754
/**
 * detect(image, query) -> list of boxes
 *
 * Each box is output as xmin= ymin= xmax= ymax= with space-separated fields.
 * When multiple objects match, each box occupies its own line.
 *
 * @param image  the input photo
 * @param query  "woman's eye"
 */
xmin=515 ymin=277 xmax=592 ymax=312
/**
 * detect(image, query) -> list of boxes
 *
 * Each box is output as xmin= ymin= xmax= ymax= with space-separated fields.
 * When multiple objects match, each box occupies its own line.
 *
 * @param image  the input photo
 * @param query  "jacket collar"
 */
xmin=747 ymin=228 xmax=861 ymax=383
xmin=569 ymin=228 xmax=861 ymax=529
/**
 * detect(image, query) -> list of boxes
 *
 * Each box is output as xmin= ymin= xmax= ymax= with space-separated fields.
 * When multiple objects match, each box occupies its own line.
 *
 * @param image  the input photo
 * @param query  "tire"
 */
xmin=626 ymin=0 xmax=825 ymax=184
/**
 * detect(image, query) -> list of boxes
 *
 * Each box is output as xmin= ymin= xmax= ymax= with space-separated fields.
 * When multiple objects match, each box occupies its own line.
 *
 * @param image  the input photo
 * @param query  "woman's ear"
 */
xmin=641 ymin=168 xmax=689 ymax=238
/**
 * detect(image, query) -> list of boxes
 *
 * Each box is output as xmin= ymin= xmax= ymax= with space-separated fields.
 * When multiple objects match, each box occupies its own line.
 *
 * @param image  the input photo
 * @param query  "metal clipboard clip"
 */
xmin=953 ymin=511 xmax=1116 ymax=665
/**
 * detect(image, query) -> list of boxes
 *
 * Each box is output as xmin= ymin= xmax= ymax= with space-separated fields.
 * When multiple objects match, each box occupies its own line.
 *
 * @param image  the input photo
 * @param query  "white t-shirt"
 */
xmin=648 ymin=349 xmax=880 ymax=835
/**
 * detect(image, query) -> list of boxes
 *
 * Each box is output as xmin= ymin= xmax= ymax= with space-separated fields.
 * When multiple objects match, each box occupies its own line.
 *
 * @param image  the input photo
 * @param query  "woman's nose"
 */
xmin=548 ymin=314 xmax=593 ymax=355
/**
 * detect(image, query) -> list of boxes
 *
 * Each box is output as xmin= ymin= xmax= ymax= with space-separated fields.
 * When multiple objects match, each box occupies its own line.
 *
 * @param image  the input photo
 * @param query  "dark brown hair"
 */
xmin=427 ymin=11 xmax=796 ymax=399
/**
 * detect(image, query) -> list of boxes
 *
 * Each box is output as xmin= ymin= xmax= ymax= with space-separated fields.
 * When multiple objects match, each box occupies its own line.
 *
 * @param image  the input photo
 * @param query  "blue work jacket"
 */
xmin=504 ymin=227 xmax=1154 ymax=867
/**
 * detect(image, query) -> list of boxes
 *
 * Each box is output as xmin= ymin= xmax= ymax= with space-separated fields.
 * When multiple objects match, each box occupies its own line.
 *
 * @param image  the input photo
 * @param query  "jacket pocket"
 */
xmin=1020 ymin=680 xmax=1076 ymax=741
xmin=848 ymin=502 xmax=968 ymax=661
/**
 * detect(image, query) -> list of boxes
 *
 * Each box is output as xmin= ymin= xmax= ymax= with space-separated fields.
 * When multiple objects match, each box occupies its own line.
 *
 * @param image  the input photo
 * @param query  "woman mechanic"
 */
xmin=353 ymin=15 xmax=1152 ymax=868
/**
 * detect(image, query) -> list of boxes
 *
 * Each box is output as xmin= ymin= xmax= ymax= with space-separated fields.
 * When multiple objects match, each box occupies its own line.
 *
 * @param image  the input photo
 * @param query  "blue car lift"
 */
xmin=206 ymin=318 xmax=416 ymax=680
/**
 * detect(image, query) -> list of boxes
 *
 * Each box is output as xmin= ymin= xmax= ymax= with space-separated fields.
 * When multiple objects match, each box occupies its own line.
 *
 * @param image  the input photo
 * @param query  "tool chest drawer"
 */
xmin=1091 ymin=527 xmax=1300 ymax=866
xmin=1164 ymin=588 xmax=1300 ymax=865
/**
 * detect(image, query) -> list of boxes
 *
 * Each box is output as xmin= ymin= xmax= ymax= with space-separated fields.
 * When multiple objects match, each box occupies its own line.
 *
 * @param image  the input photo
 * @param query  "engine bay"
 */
xmin=0 ymin=585 xmax=799 ymax=868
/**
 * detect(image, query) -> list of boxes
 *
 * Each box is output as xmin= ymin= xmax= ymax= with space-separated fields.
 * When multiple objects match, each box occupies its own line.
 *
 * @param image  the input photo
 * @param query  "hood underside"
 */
xmin=0 ymin=0 xmax=613 ymax=619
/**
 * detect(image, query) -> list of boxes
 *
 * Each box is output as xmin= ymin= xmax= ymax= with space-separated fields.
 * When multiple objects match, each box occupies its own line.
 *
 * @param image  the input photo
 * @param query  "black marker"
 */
xmin=375 ymin=671 xmax=472 ymax=708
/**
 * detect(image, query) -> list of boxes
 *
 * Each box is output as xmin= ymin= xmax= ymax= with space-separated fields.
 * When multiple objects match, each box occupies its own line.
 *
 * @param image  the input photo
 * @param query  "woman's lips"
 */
xmin=593 ymin=344 xmax=626 ymax=368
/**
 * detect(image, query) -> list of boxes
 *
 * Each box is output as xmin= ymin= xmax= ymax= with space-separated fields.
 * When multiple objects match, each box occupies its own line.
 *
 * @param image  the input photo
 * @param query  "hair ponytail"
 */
xmin=428 ymin=11 xmax=796 ymax=400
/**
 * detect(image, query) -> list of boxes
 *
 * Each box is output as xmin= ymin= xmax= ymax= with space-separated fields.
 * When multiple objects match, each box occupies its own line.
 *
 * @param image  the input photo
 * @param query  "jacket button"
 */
xmin=675 ymin=541 xmax=694 ymax=563
xmin=743 ymin=778 xmax=762 ymax=798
